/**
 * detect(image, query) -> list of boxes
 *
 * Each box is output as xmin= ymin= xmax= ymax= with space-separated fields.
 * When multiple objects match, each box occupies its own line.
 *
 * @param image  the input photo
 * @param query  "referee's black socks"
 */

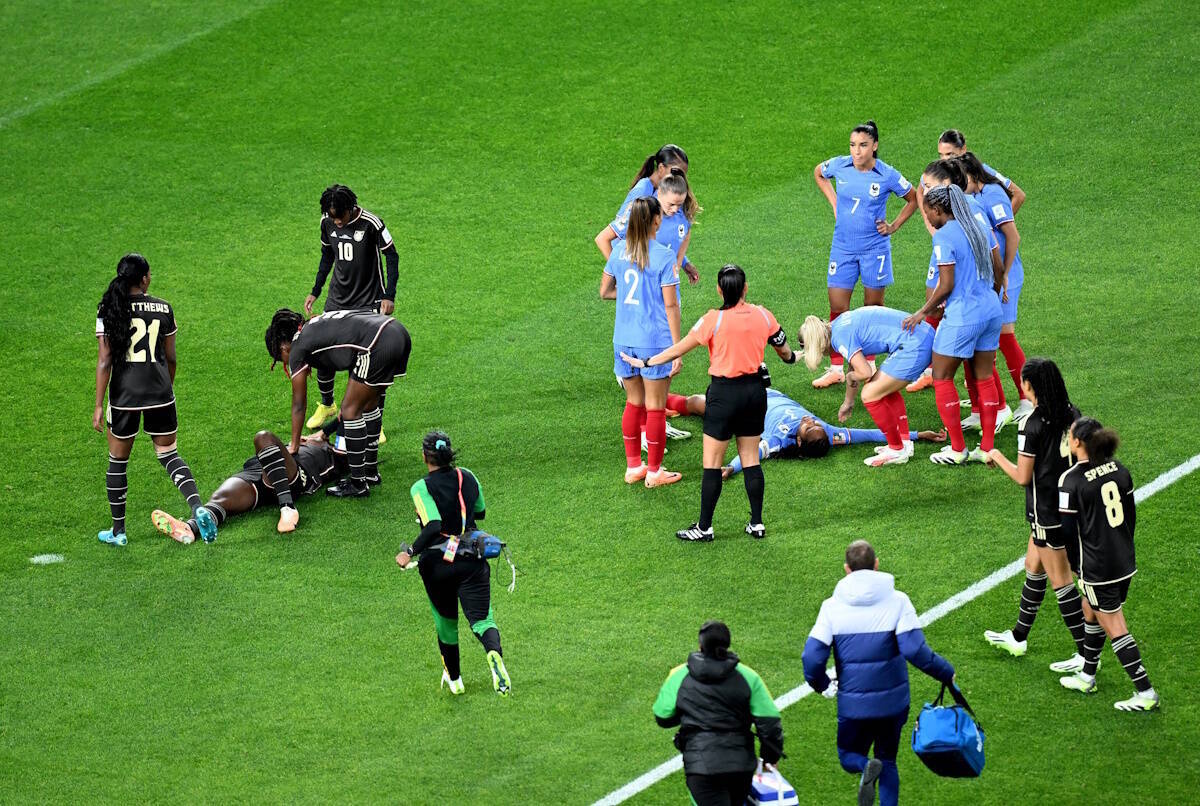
xmin=742 ymin=465 xmax=764 ymax=525
xmin=699 ymin=468 xmax=723 ymax=531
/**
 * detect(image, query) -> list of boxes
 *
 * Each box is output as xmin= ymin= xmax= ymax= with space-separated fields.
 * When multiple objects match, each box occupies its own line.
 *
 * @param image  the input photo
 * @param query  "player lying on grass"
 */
xmin=151 ymin=428 xmax=348 ymax=542
xmin=669 ymin=388 xmax=944 ymax=477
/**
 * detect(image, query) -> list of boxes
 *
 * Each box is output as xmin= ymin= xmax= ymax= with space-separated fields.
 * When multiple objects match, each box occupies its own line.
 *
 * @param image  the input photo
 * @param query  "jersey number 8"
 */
xmin=1100 ymin=480 xmax=1125 ymax=528
xmin=126 ymin=317 xmax=161 ymax=363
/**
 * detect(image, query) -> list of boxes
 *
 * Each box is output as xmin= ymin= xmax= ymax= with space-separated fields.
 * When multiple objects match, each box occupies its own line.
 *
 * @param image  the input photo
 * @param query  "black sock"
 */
xmin=256 ymin=444 xmax=294 ymax=508
xmin=1082 ymin=620 xmax=1105 ymax=676
xmin=157 ymin=448 xmax=202 ymax=510
xmin=439 ymin=640 xmax=461 ymax=680
xmin=344 ymin=417 xmax=368 ymax=481
xmin=478 ymin=627 xmax=502 ymax=655
xmin=1012 ymin=571 xmax=1047 ymax=642
xmin=1111 ymin=633 xmax=1152 ymax=692
xmin=363 ymin=407 xmax=382 ymax=477
xmin=742 ymin=465 xmax=764 ymax=525
xmin=106 ymin=454 xmax=128 ymax=534
xmin=377 ymin=386 xmax=387 ymax=413
xmin=317 ymin=368 xmax=335 ymax=407
xmin=1054 ymin=583 xmax=1086 ymax=654
xmin=186 ymin=503 xmax=226 ymax=538
xmin=699 ymin=468 xmax=723 ymax=531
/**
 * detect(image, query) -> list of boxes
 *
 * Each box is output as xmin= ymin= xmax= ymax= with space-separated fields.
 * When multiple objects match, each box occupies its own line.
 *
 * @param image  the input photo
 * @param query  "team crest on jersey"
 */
xmin=828 ymin=261 xmax=837 ymax=276
xmin=353 ymin=230 xmax=365 ymax=242
xmin=869 ymin=182 xmax=881 ymax=197
xmin=678 ymin=223 xmax=686 ymax=238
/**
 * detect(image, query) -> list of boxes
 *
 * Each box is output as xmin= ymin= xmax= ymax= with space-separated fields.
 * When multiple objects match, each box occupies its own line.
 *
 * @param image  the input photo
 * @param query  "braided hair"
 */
xmin=327 ymin=185 xmax=357 ymax=218
xmin=957 ymin=151 xmax=1013 ymax=200
xmin=1071 ymin=417 xmax=1120 ymax=464
xmin=924 ymin=184 xmax=991 ymax=281
xmin=1021 ymin=358 xmax=1078 ymax=431
xmin=264 ymin=308 xmax=304 ymax=369
xmin=98 ymin=253 xmax=150 ymax=366
xmin=422 ymin=430 xmax=457 ymax=468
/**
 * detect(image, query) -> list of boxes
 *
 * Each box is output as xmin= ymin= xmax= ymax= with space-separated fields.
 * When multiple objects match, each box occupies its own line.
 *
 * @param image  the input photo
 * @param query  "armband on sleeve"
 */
xmin=768 ymin=328 xmax=787 ymax=347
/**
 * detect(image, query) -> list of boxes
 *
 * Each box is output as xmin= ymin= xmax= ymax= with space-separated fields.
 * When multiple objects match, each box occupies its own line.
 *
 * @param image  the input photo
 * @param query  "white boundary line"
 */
xmin=594 ymin=453 xmax=1200 ymax=806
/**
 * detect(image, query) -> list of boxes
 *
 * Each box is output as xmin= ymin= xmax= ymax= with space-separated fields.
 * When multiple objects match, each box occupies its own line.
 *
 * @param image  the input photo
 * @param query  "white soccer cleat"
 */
xmin=984 ymin=629 xmax=1028 ymax=657
xmin=1114 ymin=689 xmax=1159 ymax=712
xmin=967 ymin=446 xmax=990 ymax=464
xmin=993 ymin=404 xmax=1014 ymax=434
xmin=960 ymin=412 xmax=981 ymax=430
xmin=1049 ymin=653 xmax=1089 ymax=673
xmin=664 ymin=423 xmax=691 ymax=440
xmin=864 ymin=446 xmax=908 ymax=467
xmin=876 ymin=441 xmax=915 ymax=458
xmin=930 ymin=446 xmax=969 ymax=466
xmin=1060 ymin=672 xmax=1097 ymax=695
xmin=1013 ymin=399 xmax=1035 ymax=425
xmin=440 ymin=669 xmax=465 ymax=695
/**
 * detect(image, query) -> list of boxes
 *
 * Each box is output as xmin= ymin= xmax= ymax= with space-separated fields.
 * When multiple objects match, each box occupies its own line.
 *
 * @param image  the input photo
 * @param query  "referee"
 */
xmin=622 ymin=264 xmax=797 ymax=541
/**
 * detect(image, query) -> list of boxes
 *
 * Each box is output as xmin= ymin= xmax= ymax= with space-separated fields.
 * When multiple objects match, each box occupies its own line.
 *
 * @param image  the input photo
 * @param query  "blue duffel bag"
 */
xmin=911 ymin=683 xmax=985 ymax=778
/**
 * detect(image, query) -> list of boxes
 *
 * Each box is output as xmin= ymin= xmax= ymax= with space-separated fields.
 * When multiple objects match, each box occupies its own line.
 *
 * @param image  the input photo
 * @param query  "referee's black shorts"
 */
xmin=703 ymin=374 xmax=767 ymax=441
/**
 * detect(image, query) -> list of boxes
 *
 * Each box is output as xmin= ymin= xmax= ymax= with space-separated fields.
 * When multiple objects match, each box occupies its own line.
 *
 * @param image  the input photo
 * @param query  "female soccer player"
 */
xmin=961 ymin=152 xmax=1032 ymax=423
xmin=264 ymin=307 xmax=411 ymax=498
xmin=799 ymin=306 xmax=935 ymax=466
xmin=622 ymin=265 xmax=797 ymax=541
xmin=983 ymin=359 xmax=1090 ymax=671
xmin=901 ymin=185 xmax=1003 ymax=465
xmin=1057 ymin=419 xmax=1159 ymax=712
xmin=600 ymin=197 xmax=682 ymax=487
xmin=395 ymin=432 xmax=511 ymax=697
xmin=937 ymin=129 xmax=1026 ymax=213
xmin=811 ymin=120 xmax=918 ymax=388
xmin=93 ymin=254 xmax=216 ymax=546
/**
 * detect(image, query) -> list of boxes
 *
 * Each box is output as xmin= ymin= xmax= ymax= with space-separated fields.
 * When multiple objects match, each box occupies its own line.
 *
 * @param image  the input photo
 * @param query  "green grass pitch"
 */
xmin=1 ymin=1 xmax=1198 ymax=803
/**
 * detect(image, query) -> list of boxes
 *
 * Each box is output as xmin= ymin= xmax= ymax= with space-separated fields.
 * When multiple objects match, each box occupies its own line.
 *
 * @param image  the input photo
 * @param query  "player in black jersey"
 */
xmin=93 ymin=254 xmax=216 ymax=546
xmin=265 ymin=307 xmax=411 ymax=497
xmin=303 ymin=184 xmax=400 ymax=432
xmin=150 ymin=427 xmax=349 ymax=541
xmin=1058 ymin=418 xmax=1158 ymax=711
xmin=983 ymin=358 xmax=1091 ymax=671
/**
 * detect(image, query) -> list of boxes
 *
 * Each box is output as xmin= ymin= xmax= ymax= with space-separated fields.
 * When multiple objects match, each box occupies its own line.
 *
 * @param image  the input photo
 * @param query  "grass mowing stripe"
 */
xmin=594 ymin=451 xmax=1200 ymax=806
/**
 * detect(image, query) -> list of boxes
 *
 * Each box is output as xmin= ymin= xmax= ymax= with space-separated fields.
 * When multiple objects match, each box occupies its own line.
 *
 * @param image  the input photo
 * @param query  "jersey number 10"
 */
xmin=338 ymin=241 xmax=355 ymax=262
xmin=126 ymin=317 xmax=161 ymax=363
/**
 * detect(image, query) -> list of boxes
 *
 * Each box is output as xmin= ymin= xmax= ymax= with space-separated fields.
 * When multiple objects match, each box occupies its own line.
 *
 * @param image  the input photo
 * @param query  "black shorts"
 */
xmin=107 ymin=402 xmax=178 ymax=439
xmin=233 ymin=457 xmax=321 ymax=507
xmin=1082 ymin=577 xmax=1132 ymax=614
xmin=1031 ymin=524 xmax=1080 ymax=573
xmin=703 ymin=375 xmax=767 ymax=441
xmin=350 ymin=321 xmax=411 ymax=387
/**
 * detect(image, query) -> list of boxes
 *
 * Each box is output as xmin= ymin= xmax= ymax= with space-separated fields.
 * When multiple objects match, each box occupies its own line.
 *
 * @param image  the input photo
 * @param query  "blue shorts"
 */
xmin=614 ymin=344 xmax=672 ymax=380
xmin=1001 ymin=284 xmax=1022 ymax=324
xmin=933 ymin=315 xmax=1003 ymax=359
xmin=828 ymin=246 xmax=893 ymax=290
xmin=879 ymin=323 xmax=935 ymax=381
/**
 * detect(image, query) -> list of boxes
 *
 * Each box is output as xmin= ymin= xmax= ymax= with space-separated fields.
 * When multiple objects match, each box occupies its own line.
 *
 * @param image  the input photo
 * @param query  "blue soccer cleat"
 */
xmin=98 ymin=528 xmax=127 ymax=547
xmin=193 ymin=507 xmax=218 ymax=544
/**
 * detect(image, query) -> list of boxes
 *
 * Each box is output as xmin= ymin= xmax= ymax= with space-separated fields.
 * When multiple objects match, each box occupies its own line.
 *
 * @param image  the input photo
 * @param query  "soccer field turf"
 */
xmin=2 ymin=1 xmax=1198 ymax=803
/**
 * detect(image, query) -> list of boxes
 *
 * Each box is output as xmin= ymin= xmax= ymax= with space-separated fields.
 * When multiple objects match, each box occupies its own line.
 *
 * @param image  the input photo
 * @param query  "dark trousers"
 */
xmin=684 ymin=771 xmax=754 ymax=806
xmin=837 ymin=710 xmax=907 ymax=806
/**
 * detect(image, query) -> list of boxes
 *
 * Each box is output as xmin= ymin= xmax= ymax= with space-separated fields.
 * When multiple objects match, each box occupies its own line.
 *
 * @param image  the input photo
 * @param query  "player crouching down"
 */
xmin=152 ymin=428 xmax=348 ymax=542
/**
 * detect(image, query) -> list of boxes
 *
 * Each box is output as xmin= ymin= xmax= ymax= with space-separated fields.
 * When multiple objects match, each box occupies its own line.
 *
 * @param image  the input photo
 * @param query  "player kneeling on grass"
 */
xmin=152 ymin=427 xmax=349 ymax=542
xmin=395 ymin=432 xmax=511 ymax=697
xmin=1057 ymin=418 xmax=1159 ymax=712
xmin=800 ymin=306 xmax=936 ymax=466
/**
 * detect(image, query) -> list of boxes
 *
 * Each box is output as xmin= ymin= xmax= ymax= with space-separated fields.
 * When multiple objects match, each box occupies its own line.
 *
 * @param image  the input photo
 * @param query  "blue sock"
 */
xmin=837 ymin=748 xmax=868 ymax=774
xmin=878 ymin=760 xmax=899 ymax=806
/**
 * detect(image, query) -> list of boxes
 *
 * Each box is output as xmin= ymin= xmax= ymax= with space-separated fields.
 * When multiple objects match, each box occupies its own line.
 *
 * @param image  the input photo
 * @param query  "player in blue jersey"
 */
xmin=799 ymin=306 xmax=937 ymax=466
xmin=600 ymin=196 xmax=683 ymax=488
xmin=811 ymin=120 xmax=919 ymax=389
xmin=902 ymin=184 xmax=1004 ymax=466
xmin=937 ymin=129 xmax=1025 ymax=213
xmin=960 ymin=152 xmax=1033 ymax=425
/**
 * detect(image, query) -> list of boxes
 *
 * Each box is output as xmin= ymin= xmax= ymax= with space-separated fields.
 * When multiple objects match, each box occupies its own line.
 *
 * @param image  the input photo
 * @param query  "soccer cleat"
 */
xmin=967 ymin=446 xmax=990 ymax=464
xmin=645 ymin=468 xmax=682 ymax=488
xmin=812 ymin=367 xmax=845 ymax=388
xmin=97 ymin=528 xmax=128 ymax=547
xmin=664 ymin=422 xmax=691 ymax=440
xmin=326 ymin=478 xmax=370 ymax=498
xmin=983 ymin=629 xmax=1028 ymax=657
xmin=624 ymin=464 xmax=648 ymax=484
xmin=906 ymin=372 xmax=934 ymax=393
xmin=152 ymin=509 xmax=195 ymax=545
xmin=1059 ymin=672 xmax=1097 ymax=695
xmin=930 ymin=446 xmax=969 ymax=465
xmin=1114 ymin=689 xmax=1159 ymax=712
xmin=487 ymin=650 xmax=511 ymax=696
xmin=277 ymin=506 xmax=299 ymax=534
xmin=858 ymin=758 xmax=884 ymax=806
xmin=363 ymin=474 xmax=384 ymax=488
xmin=865 ymin=446 xmax=908 ymax=467
xmin=193 ymin=506 xmax=218 ymax=544
xmin=676 ymin=523 xmax=714 ymax=542
xmin=960 ymin=412 xmax=981 ymax=430
xmin=440 ymin=669 xmax=465 ymax=695
xmin=745 ymin=523 xmax=766 ymax=539
xmin=1049 ymin=653 xmax=1091 ymax=673
xmin=306 ymin=402 xmax=339 ymax=430
xmin=874 ymin=441 xmax=914 ymax=458
xmin=378 ymin=430 xmax=386 ymax=446
xmin=1013 ymin=399 xmax=1035 ymax=425
xmin=993 ymin=404 xmax=1014 ymax=434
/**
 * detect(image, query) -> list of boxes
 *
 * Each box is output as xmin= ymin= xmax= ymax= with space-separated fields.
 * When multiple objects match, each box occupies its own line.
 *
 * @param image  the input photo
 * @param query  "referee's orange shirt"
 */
xmin=691 ymin=303 xmax=782 ymax=378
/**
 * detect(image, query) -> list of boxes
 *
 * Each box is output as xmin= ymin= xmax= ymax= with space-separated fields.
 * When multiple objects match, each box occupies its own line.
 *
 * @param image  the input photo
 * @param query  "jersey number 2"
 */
xmin=1100 ymin=481 xmax=1125 ymax=528
xmin=623 ymin=268 xmax=640 ymax=306
xmin=126 ymin=318 xmax=161 ymax=363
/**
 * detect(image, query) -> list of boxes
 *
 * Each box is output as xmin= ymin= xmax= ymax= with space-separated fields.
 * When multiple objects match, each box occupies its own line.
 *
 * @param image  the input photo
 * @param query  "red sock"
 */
xmin=830 ymin=309 xmax=844 ymax=369
xmin=622 ymin=403 xmax=644 ymax=468
xmin=992 ymin=361 xmax=1007 ymax=409
xmin=666 ymin=394 xmax=689 ymax=416
xmin=885 ymin=391 xmax=909 ymax=441
xmin=927 ymin=311 xmax=942 ymax=330
xmin=999 ymin=333 xmax=1027 ymax=399
xmin=978 ymin=373 xmax=999 ymax=452
xmin=645 ymin=409 xmax=666 ymax=472
xmin=864 ymin=398 xmax=903 ymax=450
xmin=933 ymin=379 xmax=965 ymax=451
xmin=964 ymin=362 xmax=981 ymax=414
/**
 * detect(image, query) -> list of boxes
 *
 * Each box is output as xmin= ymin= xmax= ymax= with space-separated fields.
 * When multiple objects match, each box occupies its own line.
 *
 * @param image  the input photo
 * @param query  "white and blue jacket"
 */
xmin=802 ymin=570 xmax=954 ymax=720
